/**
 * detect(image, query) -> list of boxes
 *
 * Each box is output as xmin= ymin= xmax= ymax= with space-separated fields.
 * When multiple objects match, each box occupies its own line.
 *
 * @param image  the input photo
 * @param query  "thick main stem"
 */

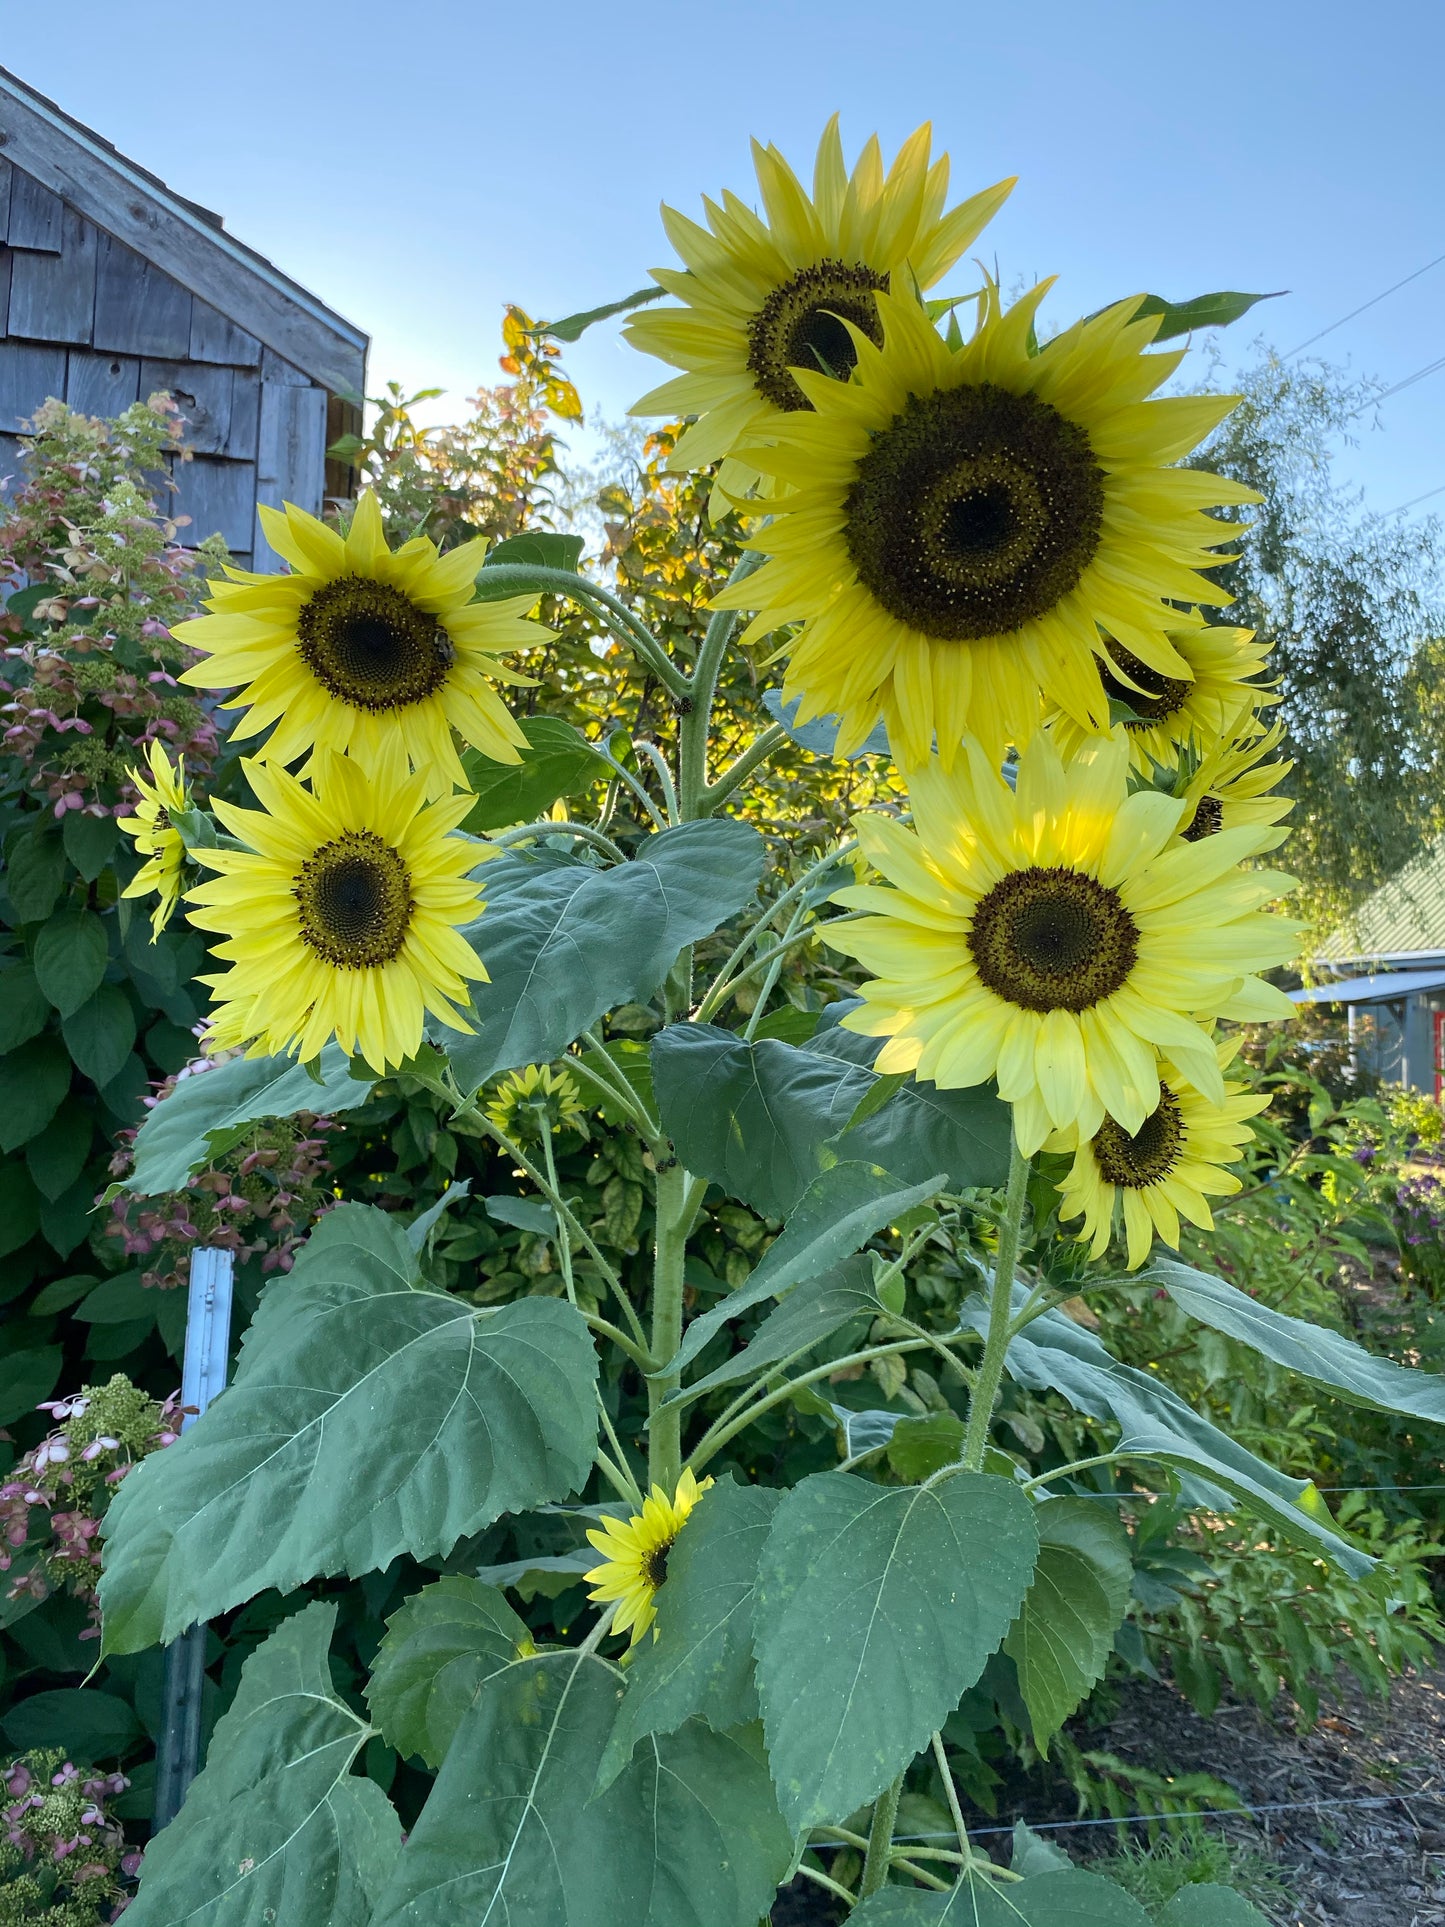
xmin=960 ymin=1134 xmax=1032 ymax=1474
xmin=647 ymin=1161 xmax=690 ymax=1493
xmin=860 ymin=1774 xmax=903 ymax=1898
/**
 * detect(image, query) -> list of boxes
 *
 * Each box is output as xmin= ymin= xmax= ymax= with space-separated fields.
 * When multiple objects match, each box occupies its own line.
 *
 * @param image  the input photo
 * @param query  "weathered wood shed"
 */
xmin=0 ymin=66 xmax=368 ymax=570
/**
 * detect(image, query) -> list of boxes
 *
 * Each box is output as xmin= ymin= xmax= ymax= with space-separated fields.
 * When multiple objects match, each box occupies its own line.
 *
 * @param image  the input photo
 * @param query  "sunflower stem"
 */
xmin=700 ymin=720 xmax=790 ymax=813
xmin=647 ymin=1160 xmax=691 ymax=1493
xmin=960 ymin=1132 xmax=1032 ymax=1474
xmin=860 ymin=1774 xmax=904 ymax=1897
xmin=678 ymin=549 xmax=765 ymax=819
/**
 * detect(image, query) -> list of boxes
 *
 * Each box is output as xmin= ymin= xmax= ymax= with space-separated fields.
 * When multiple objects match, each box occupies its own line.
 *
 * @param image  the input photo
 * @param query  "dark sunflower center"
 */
xmin=1181 ymin=795 xmax=1224 ymax=842
xmin=642 ymin=1539 xmax=673 ymax=1590
xmin=297 ymin=575 xmax=454 ymax=712
xmin=844 ymin=383 xmax=1106 ymax=640
xmin=294 ymin=829 xmax=414 ymax=969
xmin=968 ymin=866 xmax=1139 ymax=1013
xmin=1099 ymin=642 xmax=1192 ymax=726
xmin=746 ymin=259 xmax=889 ymax=412
xmin=1092 ymin=1085 xmax=1184 ymax=1188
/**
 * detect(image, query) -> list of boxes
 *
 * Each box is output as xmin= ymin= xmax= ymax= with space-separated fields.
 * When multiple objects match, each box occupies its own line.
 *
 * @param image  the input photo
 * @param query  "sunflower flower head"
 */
xmin=119 ymin=738 xmax=192 ymax=938
xmin=186 ymin=743 xmax=490 ymax=1075
xmin=1176 ymin=717 xmax=1295 ymax=852
xmin=713 ymin=282 xmax=1260 ymax=772
xmin=1047 ymin=624 xmax=1277 ymax=774
xmin=584 ymin=1469 xmax=714 ymax=1648
xmin=627 ymin=117 xmax=1014 ymax=505
xmin=827 ymin=731 xmax=1300 ymax=1155
xmin=179 ymin=491 xmax=545 ymax=798
xmin=485 ymin=1062 xmax=589 ymax=1144
xmin=1051 ymin=1038 xmax=1268 ymax=1267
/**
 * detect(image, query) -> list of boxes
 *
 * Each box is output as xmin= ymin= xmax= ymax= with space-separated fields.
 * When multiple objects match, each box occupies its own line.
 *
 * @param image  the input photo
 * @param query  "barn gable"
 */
xmin=0 ymin=67 xmax=368 ymax=570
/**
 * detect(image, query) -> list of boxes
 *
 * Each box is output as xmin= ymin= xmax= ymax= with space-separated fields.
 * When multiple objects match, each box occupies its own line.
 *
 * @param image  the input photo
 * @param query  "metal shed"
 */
xmin=0 ymin=66 xmax=368 ymax=570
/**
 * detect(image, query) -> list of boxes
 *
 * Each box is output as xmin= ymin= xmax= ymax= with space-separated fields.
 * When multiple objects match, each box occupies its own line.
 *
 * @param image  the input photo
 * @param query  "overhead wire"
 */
xmin=1283 ymin=248 xmax=1445 ymax=359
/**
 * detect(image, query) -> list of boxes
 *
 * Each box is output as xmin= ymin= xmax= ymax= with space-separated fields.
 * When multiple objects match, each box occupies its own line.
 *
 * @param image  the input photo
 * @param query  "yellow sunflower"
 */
xmin=1052 ymin=1039 xmax=1268 ymax=1268
xmin=626 ymin=117 xmax=1013 ymax=499
xmin=180 ymin=492 xmax=543 ymax=798
xmin=1177 ymin=718 xmax=1294 ymax=850
xmin=119 ymin=738 xmax=191 ymax=937
xmin=826 ymin=732 xmax=1299 ymax=1155
xmin=485 ymin=1062 xmax=588 ymax=1143
xmin=1047 ymin=624 xmax=1276 ymax=773
xmin=186 ymin=744 xmax=489 ymax=1074
xmin=712 ymin=284 xmax=1259 ymax=772
xmin=584 ymin=1470 xmax=713 ymax=1647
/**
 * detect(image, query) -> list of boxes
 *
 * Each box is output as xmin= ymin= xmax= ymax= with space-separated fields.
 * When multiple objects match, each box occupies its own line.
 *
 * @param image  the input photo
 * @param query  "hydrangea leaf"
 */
xmin=753 ymin=1470 xmax=1039 ymax=1831
xmin=1002 ymin=1498 xmax=1134 ymax=1749
xmin=597 ymin=1478 xmax=780 ymax=1790
xmin=366 ymin=1577 xmax=532 ymax=1769
xmin=124 ymin=1602 xmax=400 ymax=1927
xmin=99 ymin=1204 xmax=599 ymax=1652
xmin=370 ymin=1650 xmax=791 ymax=1927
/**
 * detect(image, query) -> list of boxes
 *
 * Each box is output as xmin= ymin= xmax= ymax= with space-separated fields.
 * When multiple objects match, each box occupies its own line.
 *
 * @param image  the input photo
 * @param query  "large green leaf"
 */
xmin=63 ymin=984 xmax=137 ymax=1088
xmin=850 ymin=1867 xmax=1152 ymax=1924
xmin=2 ymin=1688 xmax=142 ymax=1758
xmin=0 ymin=1036 xmax=71 ymax=1151
xmin=1157 ymin=1886 xmax=1271 ymax=1926
xmin=365 ymin=1577 xmax=532 ymax=1769
xmin=663 ymin=1256 xmax=881 ymax=1413
xmin=0 ymin=1163 xmax=42 ymax=1261
xmin=762 ymin=689 xmax=891 ymax=759
xmin=98 ymin=1204 xmax=599 ymax=1652
xmin=598 ymin=1477 xmax=779 ymax=1789
xmin=370 ymin=1650 xmax=790 ymax=1927
xmin=1003 ymin=1499 xmax=1133 ymax=1749
xmin=651 ymin=1023 xmax=1007 ymax=1218
xmin=5 ymin=826 xmax=67 ymax=922
xmin=446 ymin=821 xmax=764 ymax=1094
xmin=124 ymin=1602 xmax=400 ymax=1927
xmin=33 ymin=907 xmax=109 ymax=1015
xmin=539 ymin=285 xmax=665 ymax=342
xmin=482 ymin=531 xmax=585 ymax=570
xmin=125 ymin=1044 xmax=375 ymax=1194
xmin=754 ymin=1470 xmax=1039 ymax=1830
xmin=1132 ymin=289 xmax=1282 ymax=340
xmin=0 ymin=961 xmax=50 ymax=1051
xmin=459 ymin=715 xmax=608 ymax=832
xmin=664 ymin=1162 xmax=943 ymax=1380
xmin=1152 ymin=1256 xmax=1445 ymax=1425
xmin=980 ymin=1298 xmax=1372 ymax=1576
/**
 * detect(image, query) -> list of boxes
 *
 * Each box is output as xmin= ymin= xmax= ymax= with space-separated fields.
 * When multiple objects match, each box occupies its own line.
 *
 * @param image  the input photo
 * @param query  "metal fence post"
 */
xmin=151 ymin=1246 xmax=234 ymax=1830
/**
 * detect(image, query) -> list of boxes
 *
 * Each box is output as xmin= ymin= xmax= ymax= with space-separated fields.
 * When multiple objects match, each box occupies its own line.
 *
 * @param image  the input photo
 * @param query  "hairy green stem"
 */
xmin=686 ymin=1337 xmax=929 ymax=1474
xmin=648 ymin=1162 xmax=691 ymax=1492
xmin=960 ymin=1134 xmax=1032 ymax=1474
xmin=632 ymin=738 xmax=681 ymax=825
xmin=478 ymin=564 xmax=689 ymax=696
xmin=678 ymin=550 xmax=765 ymax=818
xmin=491 ymin=820 xmax=626 ymax=862
xmin=700 ymin=720 xmax=789 ymax=812
xmin=860 ymin=1775 xmax=904 ymax=1898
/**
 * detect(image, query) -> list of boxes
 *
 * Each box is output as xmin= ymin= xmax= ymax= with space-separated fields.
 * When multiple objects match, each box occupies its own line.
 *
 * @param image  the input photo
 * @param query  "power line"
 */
xmin=1284 ymin=249 xmax=1445 ymax=359
xmin=1382 ymin=481 xmax=1445 ymax=517
xmin=881 ymin=1789 xmax=1440 ymax=1844
xmin=1371 ymin=352 xmax=1445 ymax=408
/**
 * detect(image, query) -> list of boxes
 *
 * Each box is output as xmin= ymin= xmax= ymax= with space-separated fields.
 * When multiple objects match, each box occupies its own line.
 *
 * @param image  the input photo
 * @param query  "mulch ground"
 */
xmin=769 ymin=1663 xmax=1445 ymax=1924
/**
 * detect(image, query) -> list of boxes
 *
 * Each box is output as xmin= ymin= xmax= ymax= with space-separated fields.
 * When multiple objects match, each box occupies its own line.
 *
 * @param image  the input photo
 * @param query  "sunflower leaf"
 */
xmin=1002 ymin=1498 xmax=1134 ymax=1750
xmin=369 ymin=1650 xmax=790 ymax=1927
xmin=762 ymin=689 xmax=891 ymax=759
xmin=122 ymin=1602 xmax=401 ymax=1927
xmin=123 ymin=1043 xmax=375 ymax=1195
xmin=1156 ymin=1886 xmax=1272 ymax=1926
xmin=1131 ymin=289 xmax=1284 ymax=340
xmin=366 ymin=1577 xmax=532 ymax=1769
xmin=753 ymin=1470 xmax=1039 ymax=1831
xmin=445 ymin=821 xmax=764 ymax=1095
xmin=596 ymin=1477 xmax=780 ymax=1791
xmin=459 ymin=715 xmax=608 ymax=831
xmin=849 ymin=1867 xmax=1152 ymax=1924
xmin=533 ymin=285 xmax=666 ymax=343
xmin=1149 ymin=1255 xmax=1445 ymax=1425
xmin=98 ymin=1204 xmax=600 ymax=1652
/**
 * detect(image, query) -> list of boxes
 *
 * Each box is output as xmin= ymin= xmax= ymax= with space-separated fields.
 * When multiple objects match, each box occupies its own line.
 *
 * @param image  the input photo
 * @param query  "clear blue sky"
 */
xmin=9 ymin=0 xmax=1445 ymax=521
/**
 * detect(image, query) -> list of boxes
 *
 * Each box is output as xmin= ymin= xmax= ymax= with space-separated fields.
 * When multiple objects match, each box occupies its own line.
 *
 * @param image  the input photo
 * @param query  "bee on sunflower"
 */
xmin=711 ymin=283 xmax=1260 ymax=772
xmin=584 ymin=1470 xmax=713 ymax=1647
xmin=179 ymin=491 xmax=544 ymax=798
xmin=186 ymin=743 xmax=490 ymax=1074
xmin=1050 ymin=1038 xmax=1268 ymax=1268
xmin=626 ymin=118 xmax=1014 ymax=507
xmin=119 ymin=739 xmax=193 ymax=937
xmin=826 ymin=732 xmax=1300 ymax=1156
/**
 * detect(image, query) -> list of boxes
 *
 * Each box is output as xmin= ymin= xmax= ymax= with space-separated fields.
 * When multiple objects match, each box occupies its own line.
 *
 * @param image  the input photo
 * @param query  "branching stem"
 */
xmin=960 ymin=1134 xmax=1032 ymax=1473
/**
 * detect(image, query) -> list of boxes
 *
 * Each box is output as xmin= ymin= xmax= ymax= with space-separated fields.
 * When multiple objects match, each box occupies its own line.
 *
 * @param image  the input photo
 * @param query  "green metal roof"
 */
xmin=1317 ymin=831 xmax=1445 ymax=962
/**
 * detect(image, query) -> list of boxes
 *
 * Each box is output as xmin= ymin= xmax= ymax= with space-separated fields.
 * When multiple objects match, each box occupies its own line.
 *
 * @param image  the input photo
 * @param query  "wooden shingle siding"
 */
xmin=0 ymin=339 xmax=65 ymax=429
xmin=93 ymin=232 xmax=191 ymax=358
xmin=65 ymin=348 xmax=140 ymax=418
xmin=228 ymin=370 xmax=260 ymax=460
xmin=8 ymin=167 xmax=61 ymax=250
xmin=188 ymin=297 xmax=260 ymax=368
xmin=0 ymin=250 xmax=12 ymax=341
xmin=7 ymin=204 xmax=97 ymax=342
xmin=254 ymin=380 xmax=326 ymax=564
xmin=0 ymin=158 xmax=12 ymax=238
xmin=139 ymin=358 xmax=233 ymax=456
xmin=174 ymin=454 xmax=256 ymax=551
